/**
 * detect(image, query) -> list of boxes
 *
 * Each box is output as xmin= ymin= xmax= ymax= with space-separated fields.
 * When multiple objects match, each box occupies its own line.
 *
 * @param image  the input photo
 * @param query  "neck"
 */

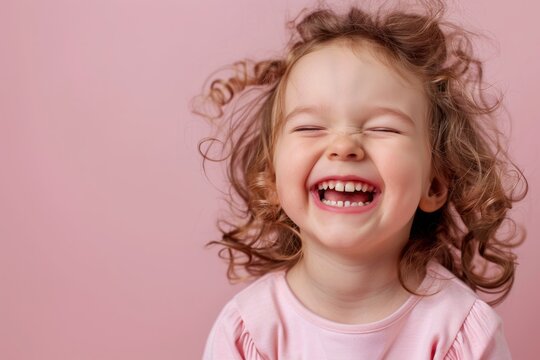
xmin=286 ymin=246 xmax=423 ymax=324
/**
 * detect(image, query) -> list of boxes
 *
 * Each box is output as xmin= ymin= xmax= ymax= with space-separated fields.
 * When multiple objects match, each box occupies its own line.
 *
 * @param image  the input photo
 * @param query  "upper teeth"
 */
xmin=317 ymin=180 xmax=374 ymax=192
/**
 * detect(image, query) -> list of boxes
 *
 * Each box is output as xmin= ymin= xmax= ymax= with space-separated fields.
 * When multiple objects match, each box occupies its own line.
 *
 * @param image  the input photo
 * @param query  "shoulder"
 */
xmin=443 ymin=299 xmax=511 ymax=359
xmin=420 ymin=262 xmax=480 ymax=313
xmin=233 ymin=270 xmax=283 ymax=312
xmin=417 ymin=263 xmax=511 ymax=359
xmin=203 ymin=271 xmax=286 ymax=360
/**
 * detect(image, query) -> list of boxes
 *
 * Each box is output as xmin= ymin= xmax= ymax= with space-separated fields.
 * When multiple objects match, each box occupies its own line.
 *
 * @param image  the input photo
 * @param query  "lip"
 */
xmin=309 ymin=175 xmax=381 ymax=214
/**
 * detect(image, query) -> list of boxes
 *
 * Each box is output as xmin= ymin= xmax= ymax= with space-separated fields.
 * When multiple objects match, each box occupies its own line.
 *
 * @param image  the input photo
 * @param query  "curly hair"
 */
xmin=194 ymin=0 xmax=527 ymax=305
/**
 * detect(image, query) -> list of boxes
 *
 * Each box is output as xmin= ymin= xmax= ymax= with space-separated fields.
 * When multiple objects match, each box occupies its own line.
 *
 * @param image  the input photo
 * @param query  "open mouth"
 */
xmin=316 ymin=179 xmax=378 ymax=208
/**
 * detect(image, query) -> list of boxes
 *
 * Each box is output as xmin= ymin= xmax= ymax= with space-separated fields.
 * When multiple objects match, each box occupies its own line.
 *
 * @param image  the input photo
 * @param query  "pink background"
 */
xmin=1 ymin=0 xmax=538 ymax=358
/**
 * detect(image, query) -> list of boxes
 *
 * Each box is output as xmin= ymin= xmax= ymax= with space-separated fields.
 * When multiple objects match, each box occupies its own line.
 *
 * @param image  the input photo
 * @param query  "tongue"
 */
xmin=323 ymin=189 xmax=370 ymax=203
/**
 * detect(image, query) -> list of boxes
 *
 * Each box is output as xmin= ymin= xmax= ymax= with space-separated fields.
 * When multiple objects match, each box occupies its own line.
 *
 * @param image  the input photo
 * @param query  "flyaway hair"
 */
xmin=194 ymin=0 xmax=528 ymax=305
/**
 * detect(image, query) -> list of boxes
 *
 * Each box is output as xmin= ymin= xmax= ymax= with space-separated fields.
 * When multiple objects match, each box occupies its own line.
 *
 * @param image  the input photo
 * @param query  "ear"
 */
xmin=419 ymin=175 xmax=448 ymax=213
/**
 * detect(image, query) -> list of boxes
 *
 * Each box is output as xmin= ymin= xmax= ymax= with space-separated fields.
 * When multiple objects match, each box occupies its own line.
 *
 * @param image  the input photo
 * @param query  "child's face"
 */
xmin=273 ymin=43 xmax=438 ymax=260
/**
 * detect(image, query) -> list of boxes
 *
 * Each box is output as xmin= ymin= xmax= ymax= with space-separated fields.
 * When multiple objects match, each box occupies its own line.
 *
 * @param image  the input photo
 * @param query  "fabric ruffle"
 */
xmin=444 ymin=300 xmax=511 ymax=359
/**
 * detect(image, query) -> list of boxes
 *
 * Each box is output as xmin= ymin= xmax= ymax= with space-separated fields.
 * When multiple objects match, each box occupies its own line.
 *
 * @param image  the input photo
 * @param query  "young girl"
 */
xmin=196 ymin=2 xmax=527 ymax=359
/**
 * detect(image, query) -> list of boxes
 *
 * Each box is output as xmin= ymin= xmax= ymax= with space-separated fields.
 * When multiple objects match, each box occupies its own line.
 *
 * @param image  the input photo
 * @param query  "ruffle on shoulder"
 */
xmin=203 ymin=301 xmax=265 ymax=360
xmin=444 ymin=300 xmax=511 ymax=360
xmin=235 ymin=320 xmax=265 ymax=360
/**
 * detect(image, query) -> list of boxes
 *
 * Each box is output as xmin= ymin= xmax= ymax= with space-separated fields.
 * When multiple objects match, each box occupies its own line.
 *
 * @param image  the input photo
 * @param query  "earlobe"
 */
xmin=419 ymin=176 xmax=448 ymax=213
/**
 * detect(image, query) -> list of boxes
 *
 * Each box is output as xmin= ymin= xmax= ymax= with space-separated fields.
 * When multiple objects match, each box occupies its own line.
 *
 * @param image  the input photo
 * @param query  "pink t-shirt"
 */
xmin=203 ymin=262 xmax=511 ymax=359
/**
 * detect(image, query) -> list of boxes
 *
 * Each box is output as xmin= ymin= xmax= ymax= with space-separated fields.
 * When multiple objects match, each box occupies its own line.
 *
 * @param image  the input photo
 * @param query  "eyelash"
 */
xmin=369 ymin=128 xmax=401 ymax=134
xmin=293 ymin=127 xmax=324 ymax=132
xmin=291 ymin=127 xmax=401 ymax=134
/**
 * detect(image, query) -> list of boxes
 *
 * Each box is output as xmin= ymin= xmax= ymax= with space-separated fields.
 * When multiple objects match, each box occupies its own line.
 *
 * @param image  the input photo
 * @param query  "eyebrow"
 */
xmin=284 ymin=105 xmax=416 ymax=124
xmin=366 ymin=106 xmax=415 ymax=125
xmin=284 ymin=105 xmax=328 ymax=123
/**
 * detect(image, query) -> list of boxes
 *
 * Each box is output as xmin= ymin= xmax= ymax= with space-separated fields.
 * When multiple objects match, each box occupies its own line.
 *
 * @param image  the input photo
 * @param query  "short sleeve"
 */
xmin=203 ymin=301 xmax=264 ymax=360
xmin=444 ymin=300 xmax=512 ymax=360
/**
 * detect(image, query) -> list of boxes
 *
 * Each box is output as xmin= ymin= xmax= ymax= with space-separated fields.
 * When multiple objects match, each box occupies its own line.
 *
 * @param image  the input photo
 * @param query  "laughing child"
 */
xmin=196 ymin=1 xmax=527 ymax=359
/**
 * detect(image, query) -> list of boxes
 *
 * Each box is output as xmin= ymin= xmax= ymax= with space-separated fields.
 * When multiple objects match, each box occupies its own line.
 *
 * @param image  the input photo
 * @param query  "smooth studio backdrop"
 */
xmin=1 ymin=0 xmax=538 ymax=358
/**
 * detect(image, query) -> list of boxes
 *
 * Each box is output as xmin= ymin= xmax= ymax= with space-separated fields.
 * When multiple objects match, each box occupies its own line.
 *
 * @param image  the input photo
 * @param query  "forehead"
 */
xmin=284 ymin=42 xmax=428 ymax=122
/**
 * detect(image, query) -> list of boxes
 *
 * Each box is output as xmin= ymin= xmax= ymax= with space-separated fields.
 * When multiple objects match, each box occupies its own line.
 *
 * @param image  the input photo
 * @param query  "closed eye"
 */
xmin=293 ymin=126 xmax=325 ymax=132
xmin=368 ymin=128 xmax=401 ymax=134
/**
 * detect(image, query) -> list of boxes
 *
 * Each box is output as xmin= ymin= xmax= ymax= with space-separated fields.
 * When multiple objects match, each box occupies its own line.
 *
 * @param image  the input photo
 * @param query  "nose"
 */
xmin=326 ymin=133 xmax=364 ymax=161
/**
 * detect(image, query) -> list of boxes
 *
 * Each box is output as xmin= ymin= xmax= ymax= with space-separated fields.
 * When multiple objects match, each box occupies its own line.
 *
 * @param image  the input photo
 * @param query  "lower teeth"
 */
xmin=322 ymin=199 xmax=371 ymax=207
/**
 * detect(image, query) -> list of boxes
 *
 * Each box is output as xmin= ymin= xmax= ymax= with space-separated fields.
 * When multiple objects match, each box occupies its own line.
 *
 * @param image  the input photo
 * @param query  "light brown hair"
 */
xmin=194 ymin=0 xmax=527 ymax=305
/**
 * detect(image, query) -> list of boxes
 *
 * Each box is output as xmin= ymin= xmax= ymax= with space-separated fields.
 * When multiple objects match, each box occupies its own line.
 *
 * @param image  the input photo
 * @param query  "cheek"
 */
xmin=275 ymin=155 xmax=306 ymax=199
xmin=275 ymin=172 xmax=306 ymax=228
xmin=376 ymin=143 xmax=431 ymax=196
xmin=274 ymin=147 xmax=297 ymax=204
xmin=274 ymin=140 xmax=313 ymax=217
xmin=274 ymin=139 xmax=311 ymax=181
